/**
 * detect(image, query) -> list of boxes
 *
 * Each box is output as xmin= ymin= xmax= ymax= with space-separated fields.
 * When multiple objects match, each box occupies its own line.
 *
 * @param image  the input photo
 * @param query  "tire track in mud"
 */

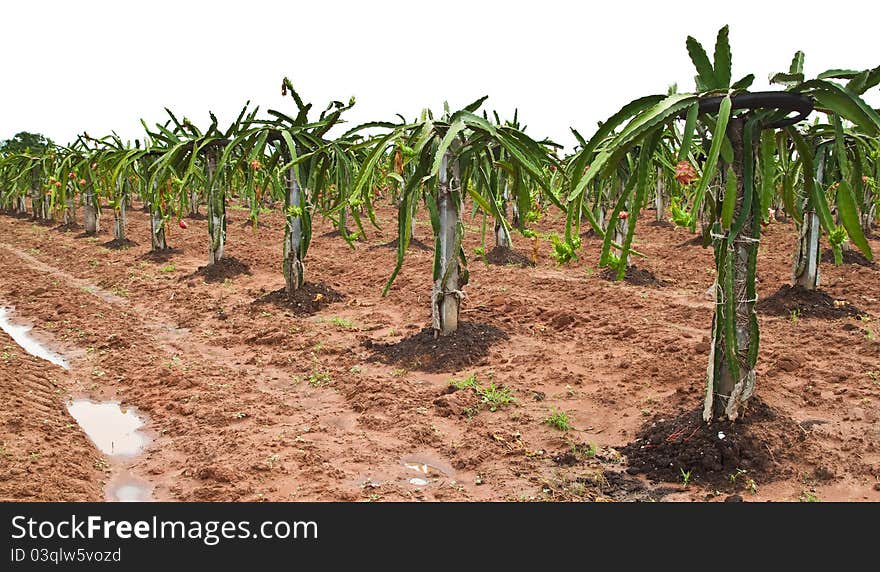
xmin=0 ymin=241 xmax=193 ymax=355
xmin=0 ymin=245 xmax=216 ymax=500
xmin=0 ymin=330 xmax=105 ymax=501
xmin=0 ymin=243 xmax=126 ymax=305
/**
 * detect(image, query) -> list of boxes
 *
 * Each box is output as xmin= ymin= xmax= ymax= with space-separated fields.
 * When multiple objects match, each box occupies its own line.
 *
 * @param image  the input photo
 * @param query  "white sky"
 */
xmin=1 ymin=0 xmax=877 ymax=151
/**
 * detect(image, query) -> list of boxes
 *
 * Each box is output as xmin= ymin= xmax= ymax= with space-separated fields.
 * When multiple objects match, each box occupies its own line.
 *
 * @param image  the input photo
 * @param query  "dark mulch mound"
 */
xmin=0 ymin=209 xmax=33 ymax=219
xmin=252 ymin=282 xmax=343 ymax=316
xmin=102 ymin=238 xmax=138 ymax=249
xmin=648 ymin=219 xmax=674 ymax=229
xmin=601 ymin=265 xmax=666 ymax=287
xmin=186 ymin=212 xmax=207 ymax=220
xmin=238 ymin=218 xmax=261 ymax=229
xmin=192 ymin=257 xmax=251 ymax=283
xmin=53 ymin=222 xmax=82 ymax=232
xmin=678 ymin=234 xmax=706 ymax=248
xmin=599 ymin=471 xmax=681 ymax=502
xmin=485 ymin=246 xmax=534 ymax=267
xmin=364 ymin=322 xmax=508 ymax=372
xmin=74 ymin=230 xmax=106 ymax=239
xmin=580 ymin=228 xmax=599 ymax=239
xmin=369 ymin=237 xmax=432 ymax=252
xmin=821 ymin=248 xmax=875 ymax=268
xmin=319 ymin=228 xmax=357 ymax=239
xmin=620 ymin=399 xmax=801 ymax=488
xmin=757 ymin=284 xmax=865 ymax=319
xmin=139 ymin=247 xmax=183 ymax=262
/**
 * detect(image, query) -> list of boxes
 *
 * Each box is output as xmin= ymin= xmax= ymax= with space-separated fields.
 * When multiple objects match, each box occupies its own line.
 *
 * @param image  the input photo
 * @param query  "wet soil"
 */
xmin=0 ymin=330 xmax=104 ymax=501
xmin=53 ymin=222 xmax=82 ymax=232
xmin=252 ymin=282 xmax=344 ymax=316
xmin=138 ymin=247 xmax=184 ymax=262
xmin=678 ymin=234 xmax=707 ymax=248
xmin=102 ymin=238 xmax=138 ymax=250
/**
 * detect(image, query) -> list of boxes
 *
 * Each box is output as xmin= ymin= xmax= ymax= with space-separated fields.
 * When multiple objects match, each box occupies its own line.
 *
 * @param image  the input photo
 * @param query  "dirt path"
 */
xmin=1 ymin=204 xmax=878 ymax=502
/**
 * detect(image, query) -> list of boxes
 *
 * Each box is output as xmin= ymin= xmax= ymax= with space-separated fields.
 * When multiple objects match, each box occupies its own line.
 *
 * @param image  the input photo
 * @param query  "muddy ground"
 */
xmin=1 ymin=200 xmax=878 ymax=502
xmin=0 ymin=329 xmax=104 ymax=501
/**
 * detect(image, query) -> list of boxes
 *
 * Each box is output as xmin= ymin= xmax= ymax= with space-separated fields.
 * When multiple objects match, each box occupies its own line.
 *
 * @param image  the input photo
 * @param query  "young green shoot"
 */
xmin=450 ymin=374 xmax=515 ymax=413
xmin=477 ymin=383 xmax=516 ymax=412
xmin=328 ymin=316 xmax=355 ymax=329
xmin=680 ymin=467 xmax=692 ymax=487
xmin=545 ymin=408 xmax=571 ymax=431
xmin=451 ymin=374 xmax=479 ymax=391
xmin=308 ymin=369 xmax=331 ymax=387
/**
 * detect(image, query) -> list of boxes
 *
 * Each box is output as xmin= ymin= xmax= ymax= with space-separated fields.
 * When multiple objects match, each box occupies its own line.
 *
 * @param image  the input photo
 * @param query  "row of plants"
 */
xmin=1 ymin=26 xmax=877 ymax=422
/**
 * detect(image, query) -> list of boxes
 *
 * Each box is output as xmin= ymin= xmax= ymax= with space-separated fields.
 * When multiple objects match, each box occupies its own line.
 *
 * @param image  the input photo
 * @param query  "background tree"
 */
xmin=0 ymin=131 xmax=52 ymax=154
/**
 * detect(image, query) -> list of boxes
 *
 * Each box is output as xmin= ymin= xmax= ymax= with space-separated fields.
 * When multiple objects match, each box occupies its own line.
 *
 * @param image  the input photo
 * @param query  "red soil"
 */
xmin=0 ymin=204 xmax=878 ymax=502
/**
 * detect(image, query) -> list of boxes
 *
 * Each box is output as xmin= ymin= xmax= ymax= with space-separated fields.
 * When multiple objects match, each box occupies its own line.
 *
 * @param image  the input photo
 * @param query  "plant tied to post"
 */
xmin=567 ymin=25 xmax=878 ymax=421
xmin=231 ymin=79 xmax=372 ymax=294
xmin=781 ymin=92 xmax=880 ymax=289
xmin=355 ymin=98 xmax=557 ymax=338
xmin=143 ymin=104 xmax=257 ymax=261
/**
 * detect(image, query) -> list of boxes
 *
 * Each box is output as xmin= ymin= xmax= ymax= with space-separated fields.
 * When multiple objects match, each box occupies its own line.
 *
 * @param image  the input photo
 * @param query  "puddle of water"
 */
xmin=402 ymin=455 xmax=452 ymax=478
xmin=0 ymin=306 xmax=154 ymax=501
xmin=66 ymin=400 xmax=149 ymax=457
xmin=106 ymin=474 xmax=153 ymax=502
xmin=404 ymin=462 xmax=430 ymax=475
xmin=0 ymin=307 xmax=69 ymax=368
xmin=404 ymin=457 xmax=454 ymax=486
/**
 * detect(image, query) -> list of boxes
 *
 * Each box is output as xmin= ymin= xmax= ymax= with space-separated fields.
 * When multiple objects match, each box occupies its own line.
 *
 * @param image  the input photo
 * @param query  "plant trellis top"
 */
xmin=353 ymin=96 xmax=559 ymax=294
xmin=567 ymin=25 xmax=878 ymax=263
